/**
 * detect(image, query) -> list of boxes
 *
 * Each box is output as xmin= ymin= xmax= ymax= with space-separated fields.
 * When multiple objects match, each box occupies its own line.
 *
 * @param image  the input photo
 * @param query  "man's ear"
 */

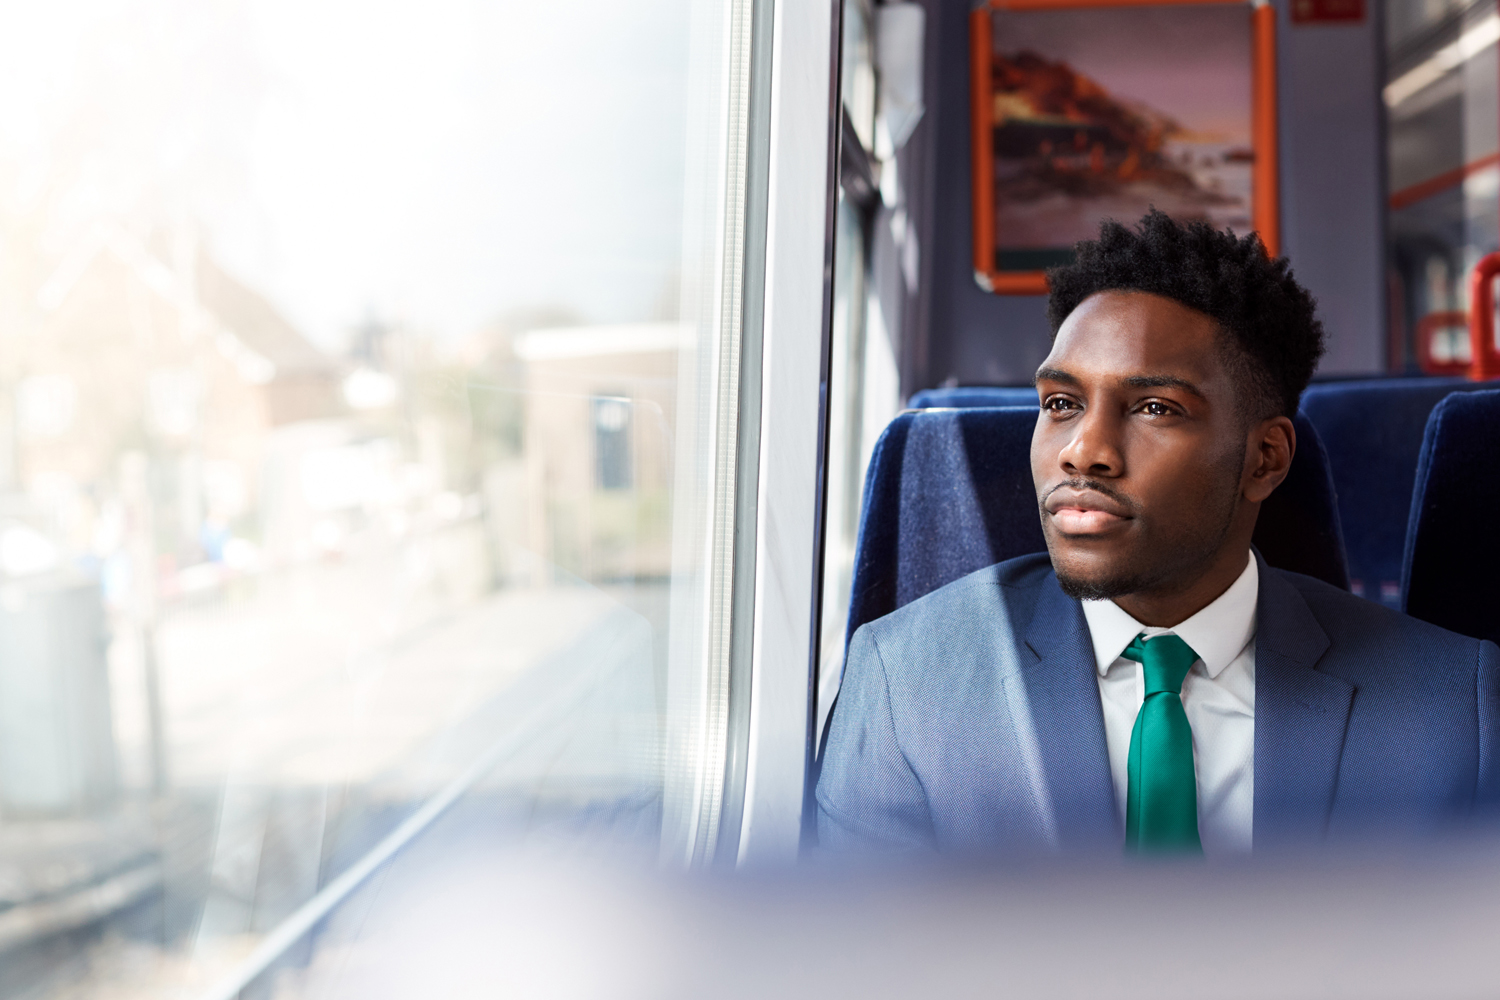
xmin=1243 ymin=415 xmax=1295 ymax=503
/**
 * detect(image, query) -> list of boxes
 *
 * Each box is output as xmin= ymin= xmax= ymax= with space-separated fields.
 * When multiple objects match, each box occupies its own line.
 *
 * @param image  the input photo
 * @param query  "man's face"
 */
xmin=1031 ymin=290 xmax=1250 ymax=600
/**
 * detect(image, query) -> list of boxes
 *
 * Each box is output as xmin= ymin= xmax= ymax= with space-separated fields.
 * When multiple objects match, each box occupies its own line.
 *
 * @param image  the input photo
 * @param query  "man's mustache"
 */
xmin=1038 ymin=478 xmax=1143 ymax=516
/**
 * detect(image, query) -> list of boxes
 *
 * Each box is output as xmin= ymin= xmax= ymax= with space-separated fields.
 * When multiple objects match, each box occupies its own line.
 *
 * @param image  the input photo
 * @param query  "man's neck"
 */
xmin=1111 ymin=545 xmax=1254 ymax=628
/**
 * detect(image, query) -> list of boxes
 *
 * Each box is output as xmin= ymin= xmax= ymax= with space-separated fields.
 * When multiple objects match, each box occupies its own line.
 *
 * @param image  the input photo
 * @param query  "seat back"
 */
xmin=847 ymin=403 xmax=1349 ymax=643
xmin=1300 ymin=377 xmax=1481 ymax=607
xmin=1401 ymin=388 xmax=1500 ymax=644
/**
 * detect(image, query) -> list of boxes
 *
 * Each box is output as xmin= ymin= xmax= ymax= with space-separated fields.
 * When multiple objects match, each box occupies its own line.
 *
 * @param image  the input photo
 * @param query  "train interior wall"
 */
xmin=896 ymin=0 xmax=1388 ymax=394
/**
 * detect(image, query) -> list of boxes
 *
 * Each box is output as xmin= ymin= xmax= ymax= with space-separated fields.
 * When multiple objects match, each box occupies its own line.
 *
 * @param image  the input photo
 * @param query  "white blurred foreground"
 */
xmin=247 ymin=837 xmax=1500 ymax=1000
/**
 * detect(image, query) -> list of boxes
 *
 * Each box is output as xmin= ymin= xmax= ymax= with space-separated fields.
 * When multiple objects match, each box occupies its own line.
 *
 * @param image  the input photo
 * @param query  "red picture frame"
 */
xmin=970 ymin=0 xmax=1280 ymax=295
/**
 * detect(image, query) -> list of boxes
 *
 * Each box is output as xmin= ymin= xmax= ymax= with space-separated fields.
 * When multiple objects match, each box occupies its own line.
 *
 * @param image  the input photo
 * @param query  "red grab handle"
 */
xmin=1467 ymin=252 xmax=1500 ymax=380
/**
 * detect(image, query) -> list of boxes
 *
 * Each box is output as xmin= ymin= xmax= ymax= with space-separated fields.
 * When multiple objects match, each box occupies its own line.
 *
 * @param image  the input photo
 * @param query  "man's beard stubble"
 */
xmin=1055 ymin=565 xmax=1156 ymax=601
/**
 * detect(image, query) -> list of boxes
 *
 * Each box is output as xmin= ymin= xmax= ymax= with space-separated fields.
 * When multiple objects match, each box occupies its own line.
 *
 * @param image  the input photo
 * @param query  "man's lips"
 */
xmin=1049 ymin=507 xmax=1128 ymax=534
xmin=1043 ymin=488 xmax=1133 ymax=535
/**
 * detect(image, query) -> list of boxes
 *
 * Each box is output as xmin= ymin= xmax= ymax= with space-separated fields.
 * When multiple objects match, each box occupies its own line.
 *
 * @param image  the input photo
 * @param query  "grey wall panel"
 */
xmin=1276 ymin=0 xmax=1387 ymax=375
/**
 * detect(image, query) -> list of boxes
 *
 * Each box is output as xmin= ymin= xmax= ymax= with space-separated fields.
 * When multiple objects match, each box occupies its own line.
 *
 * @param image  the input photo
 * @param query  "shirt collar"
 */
xmin=1078 ymin=553 xmax=1258 ymax=680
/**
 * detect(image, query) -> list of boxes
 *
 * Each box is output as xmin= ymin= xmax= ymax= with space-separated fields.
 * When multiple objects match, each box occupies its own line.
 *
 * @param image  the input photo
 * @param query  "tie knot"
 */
xmin=1121 ymin=633 xmax=1198 ymax=695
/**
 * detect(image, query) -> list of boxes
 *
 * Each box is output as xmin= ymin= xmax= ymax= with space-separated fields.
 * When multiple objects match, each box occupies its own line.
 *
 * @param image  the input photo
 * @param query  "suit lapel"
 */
xmin=1252 ymin=554 xmax=1355 ymax=847
xmin=1021 ymin=573 xmax=1118 ymax=849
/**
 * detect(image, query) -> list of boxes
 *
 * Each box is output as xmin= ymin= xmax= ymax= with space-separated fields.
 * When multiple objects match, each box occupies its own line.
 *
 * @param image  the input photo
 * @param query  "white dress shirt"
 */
xmin=1080 ymin=554 xmax=1257 ymax=855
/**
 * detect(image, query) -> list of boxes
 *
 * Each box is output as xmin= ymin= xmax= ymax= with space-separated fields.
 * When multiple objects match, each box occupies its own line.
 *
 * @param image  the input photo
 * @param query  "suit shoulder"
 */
xmin=1276 ymin=567 xmax=1484 ymax=655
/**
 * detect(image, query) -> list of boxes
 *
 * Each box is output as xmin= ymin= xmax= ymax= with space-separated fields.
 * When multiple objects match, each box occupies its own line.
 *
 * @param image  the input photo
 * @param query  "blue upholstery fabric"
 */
xmin=847 ymin=407 xmax=1043 ymax=647
xmin=1402 ymin=388 xmax=1500 ymax=645
xmin=908 ymin=386 xmax=1038 ymax=409
xmin=1301 ymin=377 xmax=1484 ymax=607
xmin=1253 ymin=410 xmax=1350 ymax=596
xmin=852 ymin=397 xmax=1350 ymax=641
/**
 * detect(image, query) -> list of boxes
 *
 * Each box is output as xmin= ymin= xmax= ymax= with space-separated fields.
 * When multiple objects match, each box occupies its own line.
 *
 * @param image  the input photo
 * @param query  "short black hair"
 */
xmin=1045 ymin=209 xmax=1325 ymax=419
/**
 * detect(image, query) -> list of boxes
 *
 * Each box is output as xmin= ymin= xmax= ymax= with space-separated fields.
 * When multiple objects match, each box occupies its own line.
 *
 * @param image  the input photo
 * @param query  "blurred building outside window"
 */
xmin=593 ymin=394 xmax=635 ymax=492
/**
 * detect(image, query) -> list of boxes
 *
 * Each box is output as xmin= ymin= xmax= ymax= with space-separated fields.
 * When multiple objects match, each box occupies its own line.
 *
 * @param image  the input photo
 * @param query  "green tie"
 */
xmin=1121 ymin=633 xmax=1202 ymax=853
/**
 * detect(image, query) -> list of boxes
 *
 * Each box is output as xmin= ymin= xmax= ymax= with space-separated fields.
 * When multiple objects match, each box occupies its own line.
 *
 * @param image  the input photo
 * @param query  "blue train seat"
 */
xmin=846 ymin=407 xmax=1041 ymax=645
xmin=1300 ymin=377 xmax=1482 ymax=607
xmin=907 ymin=385 xmax=1038 ymax=409
xmin=1401 ymin=387 xmax=1500 ymax=645
xmin=846 ymin=405 xmax=1349 ymax=644
xmin=1254 ymin=410 xmax=1351 ymax=593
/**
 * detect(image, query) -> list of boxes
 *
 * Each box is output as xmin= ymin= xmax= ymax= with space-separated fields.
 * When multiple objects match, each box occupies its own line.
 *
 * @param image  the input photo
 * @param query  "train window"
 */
xmin=1386 ymin=0 xmax=1500 ymax=371
xmin=817 ymin=1 xmax=923 ymax=734
xmin=0 ymin=0 xmax=815 ymax=995
xmin=844 ymin=0 xmax=880 ymax=151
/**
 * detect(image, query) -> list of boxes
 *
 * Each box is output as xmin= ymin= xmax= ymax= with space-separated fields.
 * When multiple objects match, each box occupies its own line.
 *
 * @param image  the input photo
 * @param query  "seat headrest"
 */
xmin=1301 ymin=377 xmax=1478 ymax=606
xmin=908 ymin=386 xmax=1038 ymax=410
xmin=1255 ymin=411 xmax=1350 ymax=594
xmin=1401 ymin=387 xmax=1500 ymax=644
xmin=847 ymin=407 xmax=1041 ymax=647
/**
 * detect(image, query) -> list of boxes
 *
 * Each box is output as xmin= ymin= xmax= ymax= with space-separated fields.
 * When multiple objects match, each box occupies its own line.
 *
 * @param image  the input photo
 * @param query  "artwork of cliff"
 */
xmin=990 ymin=49 xmax=1239 ymax=206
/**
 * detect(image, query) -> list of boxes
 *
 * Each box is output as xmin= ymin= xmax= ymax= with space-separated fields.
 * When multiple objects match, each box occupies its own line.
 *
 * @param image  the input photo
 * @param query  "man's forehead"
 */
xmin=1044 ymin=289 xmax=1224 ymax=379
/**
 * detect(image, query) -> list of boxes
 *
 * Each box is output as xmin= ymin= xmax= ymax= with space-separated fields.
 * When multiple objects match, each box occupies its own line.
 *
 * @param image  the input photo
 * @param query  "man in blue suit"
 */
xmin=817 ymin=212 xmax=1500 ymax=855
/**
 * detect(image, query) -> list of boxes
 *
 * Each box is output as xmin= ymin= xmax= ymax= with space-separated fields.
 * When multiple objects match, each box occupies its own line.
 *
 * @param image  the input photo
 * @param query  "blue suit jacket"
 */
xmin=816 ymin=552 xmax=1500 ymax=853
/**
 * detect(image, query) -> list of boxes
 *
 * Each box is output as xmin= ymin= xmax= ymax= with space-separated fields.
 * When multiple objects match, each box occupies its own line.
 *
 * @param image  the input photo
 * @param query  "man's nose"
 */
xmin=1058 ymin=407 xmax=1123 ymax=477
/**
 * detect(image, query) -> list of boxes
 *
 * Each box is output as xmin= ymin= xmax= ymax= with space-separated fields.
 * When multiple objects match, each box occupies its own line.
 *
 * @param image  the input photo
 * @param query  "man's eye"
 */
xmin=1141 ymin=400 xmax=1175 ymax=417
xmin=1043 ymin=396 xmax=1079 ymax=412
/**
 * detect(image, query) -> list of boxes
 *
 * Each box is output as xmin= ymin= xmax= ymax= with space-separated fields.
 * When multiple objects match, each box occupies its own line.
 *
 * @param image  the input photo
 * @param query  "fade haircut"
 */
xmin=1045 ymin=209 xmax=1325 ymax=419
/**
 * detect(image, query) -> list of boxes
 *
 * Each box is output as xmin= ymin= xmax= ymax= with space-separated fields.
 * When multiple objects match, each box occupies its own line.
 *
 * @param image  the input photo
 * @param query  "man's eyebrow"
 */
xmin=1032 ymin=367 xmax=1078 ymax=387
xmin=1122 ymin=374 xmax=1207 ymax=400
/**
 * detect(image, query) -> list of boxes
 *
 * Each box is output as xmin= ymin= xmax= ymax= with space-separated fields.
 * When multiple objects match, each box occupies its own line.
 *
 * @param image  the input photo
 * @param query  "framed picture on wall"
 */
xmin=970 ymin=0 xmax=1279 ymax=295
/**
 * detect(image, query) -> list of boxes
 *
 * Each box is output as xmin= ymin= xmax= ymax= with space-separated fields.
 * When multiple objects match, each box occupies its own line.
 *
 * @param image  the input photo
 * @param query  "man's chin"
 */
xmin=1054 ymin=569 xmax=1152 ymax=602
xmin=1046 ymin=539 xmax=1152 ymax=601
xmin=1050 ymin=547 xmax=1155 ymax=601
